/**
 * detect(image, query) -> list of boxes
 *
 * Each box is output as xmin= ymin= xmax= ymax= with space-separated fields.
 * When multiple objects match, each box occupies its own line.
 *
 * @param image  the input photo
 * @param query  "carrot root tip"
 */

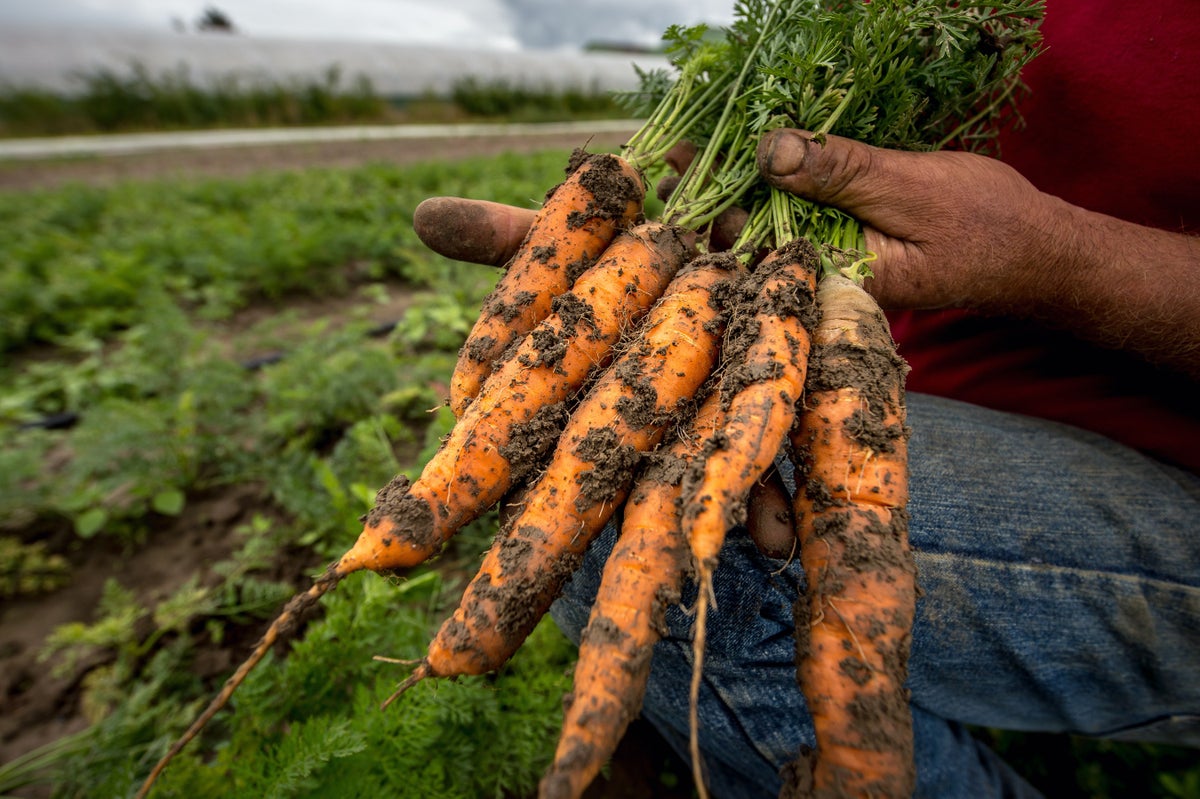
xmin=372 ymin=655 xmax=421 ymax=666
xmin=380 ymin=662 xmax=429 ymax=711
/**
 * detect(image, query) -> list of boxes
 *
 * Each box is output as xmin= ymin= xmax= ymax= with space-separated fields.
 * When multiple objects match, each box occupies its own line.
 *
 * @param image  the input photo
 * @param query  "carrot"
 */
xmin=135 ymin=221 xmax=688 ymax=799
xmin=380 ymin=253 xmax=739 ymax=703
xmin=539 ymin=388 xmax=725 ymax=799
xmin=447 ymin=150 xmax=644 ymax=417
xmin=782 ymin=273 xmax=916 ymax=799
xmin=682 ymin=239 xmax=819 ymax=572
xmin=352 ymin=221 xmax=691 ymax=574
xmin=677 ymin=238 xmax=819 ymax=798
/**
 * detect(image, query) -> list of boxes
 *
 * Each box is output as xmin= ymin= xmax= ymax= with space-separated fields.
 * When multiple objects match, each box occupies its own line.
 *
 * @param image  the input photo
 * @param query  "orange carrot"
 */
xmin=381 ymin=253 xmax=739 ymax=703
xmin=682 ymin=239 xmax=819 ymax=573
xmin=678 ymin=238 xmax=819 ymax=798
xmin=448 ymin=150 xmax=644 ymax=417
xmin=539 ymin=388 xmax=725 ymax=799
xmin=351 ymin=221 xmax=691 ymax=575
xmin=134 ymin=221 xmax=688 ymax=799
xmin=782 ymin=273 xmax=916 ymax=799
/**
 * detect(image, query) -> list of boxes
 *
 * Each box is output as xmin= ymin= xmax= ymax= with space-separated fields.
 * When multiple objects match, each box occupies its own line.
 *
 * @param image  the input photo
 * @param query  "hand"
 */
xmin=758 ymin=128 xmax=1200 ymax=376
xmin=757 ymin=128 xmax=1064 ymax=314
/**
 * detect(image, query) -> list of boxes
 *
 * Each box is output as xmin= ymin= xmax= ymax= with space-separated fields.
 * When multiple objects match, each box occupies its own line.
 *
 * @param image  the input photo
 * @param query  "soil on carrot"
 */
xmin=574 ymin=429 xmax=640 ymax=512
xmin=564 ymin=149 xmax=643 ymax=232
xmin=718 ymin=241 xmax=819 ymax=405
xmin=500 ymin=401 xmax=572 ymax=487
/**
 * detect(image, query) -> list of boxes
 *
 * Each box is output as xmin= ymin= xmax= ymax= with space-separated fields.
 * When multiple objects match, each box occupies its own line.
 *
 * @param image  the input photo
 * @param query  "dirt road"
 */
xmin=0 ymin=122 xmax=642 ymax=191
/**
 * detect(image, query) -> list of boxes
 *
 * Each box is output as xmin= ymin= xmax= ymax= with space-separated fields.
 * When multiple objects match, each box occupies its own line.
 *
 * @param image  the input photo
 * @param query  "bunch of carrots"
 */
xmin=137 ymin=1 xmax=1044 ymax=798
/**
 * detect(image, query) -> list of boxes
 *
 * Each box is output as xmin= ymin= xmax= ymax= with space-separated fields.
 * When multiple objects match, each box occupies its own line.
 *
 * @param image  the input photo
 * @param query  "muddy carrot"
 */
xmin=354 ymin=222 xmax=692 ymax=574
xmin=446 ymin=150 xmax=644 ymax=417
xmin=677 ymin=238 xmax=819 ymax=798
xmin=783 ymin=273 xmax=916 ymax=799
xmin=681 ymin=239 xmax=819 ymax=574
xmin=539 ymin=388 xmax=725 ymax=799
xmin=380 ymin=253 xmax=739 ymax=704
xmin=134 ymin=221 xmax=688 ymax=799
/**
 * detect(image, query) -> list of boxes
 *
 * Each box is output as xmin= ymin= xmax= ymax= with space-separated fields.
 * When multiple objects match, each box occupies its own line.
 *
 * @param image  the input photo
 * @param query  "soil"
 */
xmin=0 ymin=483 xmax=311 ymax=761
xmin=0 ymin=127 xmax=693 ymax=799
xmin=0 ymin=128 xmax=638 ymax=192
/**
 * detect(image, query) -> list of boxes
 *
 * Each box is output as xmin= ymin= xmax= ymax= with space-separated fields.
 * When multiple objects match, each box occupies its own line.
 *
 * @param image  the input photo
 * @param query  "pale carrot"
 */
xmin=783 ymin=273 xmax=916 ymax=799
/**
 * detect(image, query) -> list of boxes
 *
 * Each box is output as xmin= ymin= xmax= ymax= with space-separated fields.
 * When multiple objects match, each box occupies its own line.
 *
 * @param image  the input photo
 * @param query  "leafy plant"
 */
xmin=0 ymin=537 xmax=71 ymax=598
xmin=0 ymin=60 xmax=388 ymax=137
xmin=450 ymin=76 xmax=623 ymax=121
xmin=390 ymin=291 xmax=479 ymax=354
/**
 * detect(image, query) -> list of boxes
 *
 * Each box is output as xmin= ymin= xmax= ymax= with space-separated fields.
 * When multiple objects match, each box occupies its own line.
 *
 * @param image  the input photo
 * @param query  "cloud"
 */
xmin=0 ymin=0 xmax=733 ymax=50
xmin=496 ymin=0 xmax=734 ymax=49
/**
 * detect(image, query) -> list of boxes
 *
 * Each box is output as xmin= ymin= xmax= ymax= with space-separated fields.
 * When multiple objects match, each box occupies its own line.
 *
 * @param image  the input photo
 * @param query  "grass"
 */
xmin=0 ymin=63 xmax=628 ymax=138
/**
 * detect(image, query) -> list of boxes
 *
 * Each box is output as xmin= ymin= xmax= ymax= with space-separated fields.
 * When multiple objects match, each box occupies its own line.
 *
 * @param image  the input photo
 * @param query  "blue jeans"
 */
xmin=550 ymin=393 xmax=1200 ymax=798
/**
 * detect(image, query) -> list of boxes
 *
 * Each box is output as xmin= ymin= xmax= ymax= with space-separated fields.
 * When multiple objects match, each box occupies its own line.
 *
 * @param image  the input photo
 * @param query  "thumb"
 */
xmin=413 ymin=197 xmax=536 ymax=267
xmin=746 ymin=465 xmax=796 ymax=560
xmin=757 ymin=129 xmax=904 ymax=223
xmin=756 ymin=128 xmax=941 ymax=309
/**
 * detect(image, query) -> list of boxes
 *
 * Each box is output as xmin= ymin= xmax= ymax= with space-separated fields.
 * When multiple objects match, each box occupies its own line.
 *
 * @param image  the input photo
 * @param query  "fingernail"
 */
xmin=762 ymin=130 xmax=808 ymax=177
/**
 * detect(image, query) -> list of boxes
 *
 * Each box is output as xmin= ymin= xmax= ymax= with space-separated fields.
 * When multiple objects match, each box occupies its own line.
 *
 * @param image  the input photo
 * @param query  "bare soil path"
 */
xmin=0 ymin=123 xmax=640 ymax=191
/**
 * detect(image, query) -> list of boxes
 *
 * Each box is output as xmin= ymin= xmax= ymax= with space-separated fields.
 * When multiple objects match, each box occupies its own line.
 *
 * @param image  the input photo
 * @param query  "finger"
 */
xmin=664 ymin=141 xmax=698 ymax=176
xmin=747 ymin=465 xmax=796 ymax=560
xmin=413 ymin=197 xmax=536 ymax=267
xmin=656 ymin=174 xmax=682 ymax=203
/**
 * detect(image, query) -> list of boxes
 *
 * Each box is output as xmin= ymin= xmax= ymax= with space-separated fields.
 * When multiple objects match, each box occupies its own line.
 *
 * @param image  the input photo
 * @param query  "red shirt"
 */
xmin=888 ymin=0 xmax=1200 ymax=473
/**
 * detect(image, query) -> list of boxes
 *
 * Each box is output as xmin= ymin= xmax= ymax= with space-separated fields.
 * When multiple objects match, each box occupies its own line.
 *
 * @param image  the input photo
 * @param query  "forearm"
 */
xmin=993 ymin=194 xmax=1200 ymax=380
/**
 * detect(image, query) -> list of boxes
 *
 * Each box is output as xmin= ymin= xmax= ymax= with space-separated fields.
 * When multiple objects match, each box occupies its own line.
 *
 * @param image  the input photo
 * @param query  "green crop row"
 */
xmin=0 ymin=63 xmax=628 ymax=138
xmin=0 ymin=64 xmax=388 ymax=137
xmin=0 ymin=149 xmax=598 ymax=798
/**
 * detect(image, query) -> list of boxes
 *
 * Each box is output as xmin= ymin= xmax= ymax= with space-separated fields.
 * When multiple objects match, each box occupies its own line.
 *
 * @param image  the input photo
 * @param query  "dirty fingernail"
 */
xmin=761 ymin=129 xmax=808 ymax=177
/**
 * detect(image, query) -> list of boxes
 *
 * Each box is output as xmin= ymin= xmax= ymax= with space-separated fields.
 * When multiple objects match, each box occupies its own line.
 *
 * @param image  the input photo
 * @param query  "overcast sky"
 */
xmin=0 ymin=0 xmax=736 ymax=50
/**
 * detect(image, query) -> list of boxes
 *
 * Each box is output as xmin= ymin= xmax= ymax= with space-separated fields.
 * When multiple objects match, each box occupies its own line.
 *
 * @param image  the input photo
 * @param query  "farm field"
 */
xmin=0 ymin=141 xmax=691 ymax=798
xmin=2 ymin=136 xmax=1197 ymax=799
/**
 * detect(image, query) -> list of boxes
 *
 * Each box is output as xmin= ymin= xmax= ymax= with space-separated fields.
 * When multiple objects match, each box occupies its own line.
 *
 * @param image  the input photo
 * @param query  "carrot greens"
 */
xmin=623 ymin=0 xmax=1045 ymax=271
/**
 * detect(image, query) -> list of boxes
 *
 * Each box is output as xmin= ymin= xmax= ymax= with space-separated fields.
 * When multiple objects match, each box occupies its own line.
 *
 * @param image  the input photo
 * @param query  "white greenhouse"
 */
xmin=0 ymin=27 xmax=672 ymax=98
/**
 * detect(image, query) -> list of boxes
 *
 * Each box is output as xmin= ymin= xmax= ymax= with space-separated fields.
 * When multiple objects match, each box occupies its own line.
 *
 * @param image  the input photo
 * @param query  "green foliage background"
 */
xmin=0 ymin=150 xmax=589 ymax=798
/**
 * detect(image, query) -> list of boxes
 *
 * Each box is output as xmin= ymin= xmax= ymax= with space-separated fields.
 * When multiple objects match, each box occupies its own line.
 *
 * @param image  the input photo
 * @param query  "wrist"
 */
xmin=1005 ymin=195 xmax=1200 ymax=377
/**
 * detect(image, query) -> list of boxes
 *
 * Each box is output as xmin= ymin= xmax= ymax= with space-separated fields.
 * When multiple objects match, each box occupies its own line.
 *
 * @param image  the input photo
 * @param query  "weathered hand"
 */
xmin=757 ymin=128 xmax=1063 ymax=314
xmin=758 ymin=128 xmax=1200 ymax=376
